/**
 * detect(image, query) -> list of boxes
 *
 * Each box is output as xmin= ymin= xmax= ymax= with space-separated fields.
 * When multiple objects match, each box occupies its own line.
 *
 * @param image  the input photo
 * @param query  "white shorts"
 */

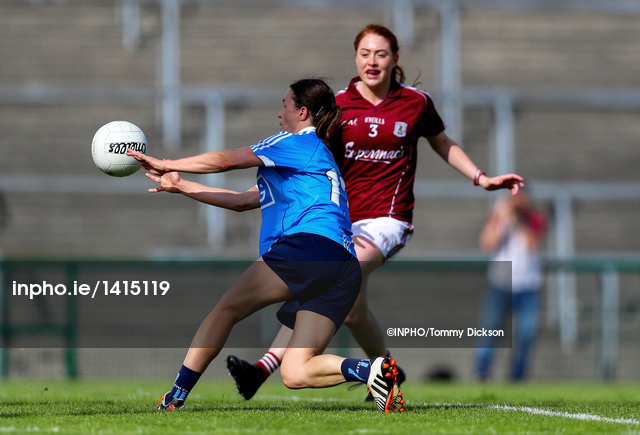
xmin=351 ymin=217 xmax=415 ymax=261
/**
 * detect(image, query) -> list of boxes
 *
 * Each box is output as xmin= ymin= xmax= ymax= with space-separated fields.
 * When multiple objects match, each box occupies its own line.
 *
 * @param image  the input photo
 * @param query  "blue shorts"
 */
xmin=262 ymin=232 xmax=362 ymax=330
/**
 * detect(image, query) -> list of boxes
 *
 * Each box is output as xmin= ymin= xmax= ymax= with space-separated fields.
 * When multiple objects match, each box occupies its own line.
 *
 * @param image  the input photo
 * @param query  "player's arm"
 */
xmin=146 ymin=171 xmax=260 ymax=212
xmin=127 ymin=147 xmax=263 ymax=176
xmin=426 ymin=131 xmax=524 ymax=195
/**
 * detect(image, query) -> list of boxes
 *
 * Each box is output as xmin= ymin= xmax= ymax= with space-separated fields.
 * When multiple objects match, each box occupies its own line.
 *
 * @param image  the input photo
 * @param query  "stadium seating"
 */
xmin=2 ymin=2 xmax=639 ymax=257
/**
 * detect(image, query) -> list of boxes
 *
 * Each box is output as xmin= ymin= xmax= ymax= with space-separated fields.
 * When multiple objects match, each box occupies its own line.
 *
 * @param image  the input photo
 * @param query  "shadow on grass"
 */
xmin=0 ymin=398 xmax=489 ymax=418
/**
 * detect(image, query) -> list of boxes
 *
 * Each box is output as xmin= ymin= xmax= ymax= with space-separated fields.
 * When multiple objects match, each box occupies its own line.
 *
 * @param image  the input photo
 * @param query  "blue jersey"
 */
xmin=250 ymin=127 xmax=355 ymax=257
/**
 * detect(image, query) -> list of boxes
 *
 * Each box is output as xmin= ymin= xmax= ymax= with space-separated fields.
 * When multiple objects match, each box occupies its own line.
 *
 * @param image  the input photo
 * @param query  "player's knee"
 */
xmin=281 ymin=374 xmax=305 ymax=389
xmin=344 ymin=306 xmax=366 ymax=328
xmin=216 ymin=295 xmax=252 ymax=325
xmin=344 ymin=301 xmax=369 ymax=328
xmin=280 ymin=362 xmax=307 ymax=389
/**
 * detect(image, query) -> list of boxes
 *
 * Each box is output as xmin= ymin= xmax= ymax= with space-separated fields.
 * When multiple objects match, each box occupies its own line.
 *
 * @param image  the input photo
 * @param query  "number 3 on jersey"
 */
xmin=325 ymin=169 xmax=347 ymax=208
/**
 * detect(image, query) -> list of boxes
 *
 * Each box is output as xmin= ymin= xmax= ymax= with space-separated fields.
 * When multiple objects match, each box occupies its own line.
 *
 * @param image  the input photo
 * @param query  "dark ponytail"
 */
xmin=315 ymin=104 xmax=343 ymax=144
xmin=289 ymin=78 xmax=343 ymax=159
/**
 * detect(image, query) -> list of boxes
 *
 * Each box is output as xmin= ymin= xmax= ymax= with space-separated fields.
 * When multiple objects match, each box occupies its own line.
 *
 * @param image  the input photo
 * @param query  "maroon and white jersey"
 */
xmin=335 ymin=77 xmax=445 ymax=224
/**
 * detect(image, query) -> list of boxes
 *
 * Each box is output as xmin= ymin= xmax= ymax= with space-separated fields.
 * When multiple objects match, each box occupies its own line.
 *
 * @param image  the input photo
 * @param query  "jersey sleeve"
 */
xmin=250 ymin=132 xmax=304 ymax=169
xmin=419 ymin=92 xmax=446 ymax=138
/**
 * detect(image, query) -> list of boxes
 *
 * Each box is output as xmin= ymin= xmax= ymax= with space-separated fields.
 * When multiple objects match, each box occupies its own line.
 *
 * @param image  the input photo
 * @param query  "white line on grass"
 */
xmin=254 ymin=396 xmax=639 ymax=425
xmin=490 ymin=404 xmax=640 ymax=425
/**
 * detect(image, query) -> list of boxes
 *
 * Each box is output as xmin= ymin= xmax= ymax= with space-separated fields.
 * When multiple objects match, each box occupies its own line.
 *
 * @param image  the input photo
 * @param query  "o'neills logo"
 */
xmin=108 ymin=142 xmax=146 ymax=154
xmin=364 ymin=116 xmax=385 ymax=124
xmin=344 ymin=142 xmax=404 ymax=164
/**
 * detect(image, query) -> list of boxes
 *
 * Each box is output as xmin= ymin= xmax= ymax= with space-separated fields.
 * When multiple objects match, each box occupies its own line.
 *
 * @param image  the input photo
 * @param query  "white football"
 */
xmin=91 ymin=120 xmax=147 ymax=177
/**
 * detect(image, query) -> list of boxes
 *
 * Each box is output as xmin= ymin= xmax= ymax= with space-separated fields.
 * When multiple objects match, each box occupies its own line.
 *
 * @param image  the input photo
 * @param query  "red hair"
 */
xmin=353 ymin=24 xmax=405 ymax=84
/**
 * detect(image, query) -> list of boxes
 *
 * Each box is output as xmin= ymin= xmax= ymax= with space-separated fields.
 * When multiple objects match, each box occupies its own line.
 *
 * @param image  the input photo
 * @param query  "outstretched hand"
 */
xmin=144 ymin=171 xmax=183 ymax=194
xmin=481 ymin=173 xmax=525 ymax=195
xmin=126 ymin=149 xmax=169 ymax=175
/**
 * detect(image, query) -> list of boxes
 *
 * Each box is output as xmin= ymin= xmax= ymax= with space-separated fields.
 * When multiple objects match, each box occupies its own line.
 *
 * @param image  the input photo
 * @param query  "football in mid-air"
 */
xmin=91 ymin=120 xmax=147 ymax=177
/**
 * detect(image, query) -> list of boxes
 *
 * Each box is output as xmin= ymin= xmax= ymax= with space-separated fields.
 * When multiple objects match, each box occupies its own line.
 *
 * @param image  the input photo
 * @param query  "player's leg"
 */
xmin=345 ymin=220 xmax=412 ymax=399
xmin=344 ymin=240 xmax=408 ymax=401
xmin=344 ymin=218 xmax=412 ymax=364
xmin=157 ymin=259 xmax=291 ymax=410
xmin=343 ymin=235 xmax=386 ymax=356
xmin=279 ymin=310 xmax=344 ymax=388
xmin=280 ymin=310 xmax=405 ymax=413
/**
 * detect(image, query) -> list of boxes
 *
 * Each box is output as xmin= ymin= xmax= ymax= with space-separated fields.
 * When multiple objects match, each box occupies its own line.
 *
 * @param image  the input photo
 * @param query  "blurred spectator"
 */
xmin=474 ymin=191 xmax=547 ymax=381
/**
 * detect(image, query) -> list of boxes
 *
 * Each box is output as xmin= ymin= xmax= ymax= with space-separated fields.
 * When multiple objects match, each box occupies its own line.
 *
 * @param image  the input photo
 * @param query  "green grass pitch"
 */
xmin=1 ymin=378 xmax=638 ymax=434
